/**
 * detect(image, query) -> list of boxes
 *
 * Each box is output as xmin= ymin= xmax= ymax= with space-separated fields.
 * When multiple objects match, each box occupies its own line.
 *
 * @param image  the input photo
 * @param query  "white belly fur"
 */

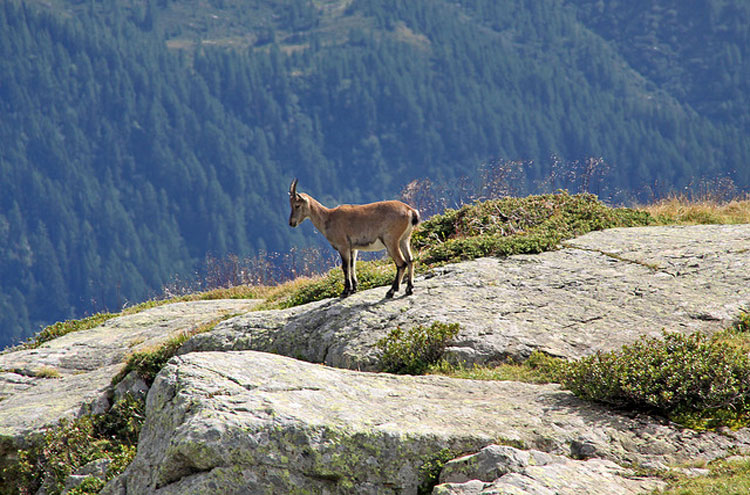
xmin=356 ymin=239 xmax=386 ymax=252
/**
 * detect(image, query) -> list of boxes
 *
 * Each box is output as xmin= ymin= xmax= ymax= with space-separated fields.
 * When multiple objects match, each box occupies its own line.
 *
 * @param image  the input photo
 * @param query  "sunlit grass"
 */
xmin=640 ymin=195 xmax=750 ymax=225
xmin=427 ymin=351 xmax=564 ymax=384
xmin=659 ymin=457 xmax=750 ymax=495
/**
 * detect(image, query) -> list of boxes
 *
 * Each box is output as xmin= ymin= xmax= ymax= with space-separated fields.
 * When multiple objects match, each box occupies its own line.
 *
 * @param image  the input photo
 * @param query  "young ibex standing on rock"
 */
xmin=288 ymin=179 xmax=420 ymax=298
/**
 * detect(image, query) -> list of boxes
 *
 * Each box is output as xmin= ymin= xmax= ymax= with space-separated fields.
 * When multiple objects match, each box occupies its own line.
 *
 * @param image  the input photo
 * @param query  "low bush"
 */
xmin=377 ymin=322 xmax=461 ymax=375
xmin=560 ymin=330 xmax=750 ymax=429
xmin=2 ymin=395 xmax=143 ymax=495
xmin=413 ymin=192 xmax=653 ymax=265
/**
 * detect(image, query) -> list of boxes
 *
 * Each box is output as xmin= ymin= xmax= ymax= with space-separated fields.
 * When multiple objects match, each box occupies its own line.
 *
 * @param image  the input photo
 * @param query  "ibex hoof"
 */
xmin=385 ymin=290 xmax=395 ymax=299
xmin=405 ymin=287 xmax=413 ymax=296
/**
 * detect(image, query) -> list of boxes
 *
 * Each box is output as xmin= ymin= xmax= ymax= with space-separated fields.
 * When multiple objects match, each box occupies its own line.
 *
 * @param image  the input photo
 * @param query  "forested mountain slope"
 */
xmin=569 ymin=0 xmax=750 ymax=131
xmin=1 ymin=0 xmax=748 ymax=347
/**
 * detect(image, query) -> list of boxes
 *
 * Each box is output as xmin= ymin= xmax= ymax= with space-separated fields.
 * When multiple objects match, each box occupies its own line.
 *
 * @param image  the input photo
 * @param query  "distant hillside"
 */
xmin=569 ymin=0 xmax=750 ymax=131
xmin=1 ymin=0 xmax=749 ymax=347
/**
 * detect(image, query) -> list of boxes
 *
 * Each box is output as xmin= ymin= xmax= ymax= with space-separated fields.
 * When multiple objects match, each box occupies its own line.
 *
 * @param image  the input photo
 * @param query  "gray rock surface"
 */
xmin=0 ymin=299 xmax=259 ymax=464
xmin=434 ymin=444 xmax=664 ymax=495
xmin=4 ymin=224 xmax=750 ymax=494
xmin=104 ymin=351 xmax=748 ymax=495
xmin=183 ymin=224 xmax=750 ymax=369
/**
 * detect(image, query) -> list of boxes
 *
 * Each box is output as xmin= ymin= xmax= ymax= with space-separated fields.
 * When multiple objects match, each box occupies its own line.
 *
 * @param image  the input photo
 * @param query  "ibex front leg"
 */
xmin=339 ymin=250 xmax=355 ymax=298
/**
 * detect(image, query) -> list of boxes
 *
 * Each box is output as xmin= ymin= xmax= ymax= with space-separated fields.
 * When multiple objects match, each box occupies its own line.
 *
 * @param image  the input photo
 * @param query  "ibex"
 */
xmin=288 ymin=179 xmax=420 ymax=299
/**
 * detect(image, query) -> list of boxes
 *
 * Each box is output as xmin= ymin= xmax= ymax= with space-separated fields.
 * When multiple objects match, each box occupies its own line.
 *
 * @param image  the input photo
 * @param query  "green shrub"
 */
xmin=560 ymin=331 xmax=750 ymax=429
xmin=418 ymin=448 xmax=462 ymax=495
xmin=413 ymin=192 xmax=653 ymax=265
xmin=377 ymin=322 xmax=461 ymax=375
xmin=2 ymin=395 xmax=142 ymax=495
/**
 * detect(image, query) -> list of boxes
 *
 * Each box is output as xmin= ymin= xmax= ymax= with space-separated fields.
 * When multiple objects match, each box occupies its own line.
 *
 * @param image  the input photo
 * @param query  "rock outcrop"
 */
xmin=104 ymin=351 xmax=747 ymax=495
xmin=0 ymin=299 xmax=260 ymax=465
xmin=2 ymin=224 xmax=749 ymax=494
xmin=183 ymin=224 xmax=750 ymax=369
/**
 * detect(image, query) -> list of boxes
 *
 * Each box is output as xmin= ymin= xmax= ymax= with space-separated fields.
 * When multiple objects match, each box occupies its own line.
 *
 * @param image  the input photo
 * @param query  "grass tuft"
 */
xmin=34 ymin=366 xmax=62 ymax=379
xmin=113 ymin=317 xmax=226 ymax=387
xmin=252 ymin=259 xmax=396 ymax=310
xmin=659 ymin=456 xmax=750 ymax=495
xmin=640 ymin=195 xmax=750 ymax=225
xmin=429 ymin=350 xmax=564 ymax=384
xmin=23 ymin=313 xmax=117 ymax=350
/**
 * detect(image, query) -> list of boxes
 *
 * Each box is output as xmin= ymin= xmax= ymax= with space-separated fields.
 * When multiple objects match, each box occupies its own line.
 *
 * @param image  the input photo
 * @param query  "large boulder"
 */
xmin=103 ymin=350 xmax=749 ymax=495
xmin=182 ymin=224 xmax=750 ymax=369
xmin=0 ymin=299 xmax=260 ymax=466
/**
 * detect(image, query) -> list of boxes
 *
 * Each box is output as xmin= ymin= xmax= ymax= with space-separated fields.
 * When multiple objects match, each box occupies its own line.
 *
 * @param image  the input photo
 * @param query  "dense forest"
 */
xmin=1 ymin=0 xmax=748 ymax=348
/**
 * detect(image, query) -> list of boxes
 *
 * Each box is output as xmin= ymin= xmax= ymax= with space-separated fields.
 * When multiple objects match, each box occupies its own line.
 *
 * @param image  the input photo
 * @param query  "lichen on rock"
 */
xmin=104 ymin=350 xmax=749 ymax=494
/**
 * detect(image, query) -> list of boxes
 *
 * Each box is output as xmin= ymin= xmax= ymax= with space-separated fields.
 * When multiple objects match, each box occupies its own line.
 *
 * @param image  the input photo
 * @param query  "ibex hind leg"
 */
xmin=386 ymin=263 xmax=406 ymax=299
xmin=350 ymin=250 xmax=359 ymax=292
xmin=399 ymin=237 xmax=415 ymax=296
xmin=385 ymin=239 xmax=408 ymax=299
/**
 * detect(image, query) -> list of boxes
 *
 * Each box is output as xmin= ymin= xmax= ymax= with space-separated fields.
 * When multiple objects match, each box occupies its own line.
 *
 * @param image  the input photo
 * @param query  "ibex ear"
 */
xmin=289 ymin=178 xmax=299 ymax=198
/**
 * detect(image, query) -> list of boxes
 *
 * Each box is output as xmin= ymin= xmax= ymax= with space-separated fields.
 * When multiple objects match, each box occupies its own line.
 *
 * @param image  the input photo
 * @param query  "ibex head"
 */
xmin=288 ymin=178 xmax=310 ymax=227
